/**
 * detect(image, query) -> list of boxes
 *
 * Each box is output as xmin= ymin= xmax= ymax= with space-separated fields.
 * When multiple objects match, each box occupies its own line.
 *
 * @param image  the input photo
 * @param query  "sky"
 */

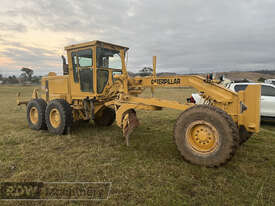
xmin=1 ymin=0 xmax=275 ymax=76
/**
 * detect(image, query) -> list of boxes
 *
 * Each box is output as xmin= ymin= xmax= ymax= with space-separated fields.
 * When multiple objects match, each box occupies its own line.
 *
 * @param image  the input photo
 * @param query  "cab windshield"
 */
xmin=96 ymin=47 xmax=122 ymax=69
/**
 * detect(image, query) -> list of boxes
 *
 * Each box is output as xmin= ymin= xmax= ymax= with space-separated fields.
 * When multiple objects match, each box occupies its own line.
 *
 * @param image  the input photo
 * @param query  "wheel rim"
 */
xmin=186 ymin=120 xmax=219 ymax=154
xmin=49 ymin=108 xmax=61 ymax=128
xmin=30 ymin=107 xmax=39 ymax=124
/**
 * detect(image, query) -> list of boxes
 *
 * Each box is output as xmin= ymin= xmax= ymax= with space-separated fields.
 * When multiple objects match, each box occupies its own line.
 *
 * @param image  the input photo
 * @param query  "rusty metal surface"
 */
xmin=122 ymin=110 xmax=139 ymax=146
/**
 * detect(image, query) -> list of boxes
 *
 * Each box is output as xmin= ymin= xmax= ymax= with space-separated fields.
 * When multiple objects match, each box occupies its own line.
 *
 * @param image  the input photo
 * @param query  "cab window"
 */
xmin=71 ymin=52 xmax=78 ymax=82
xmin=97 ymin=70 xmax=109 ymax=93
xmin=112 ymin=71 xmax=122 ymax=82
xmin=96 ymin=47 xmax=122 ymax=69
xmin=78 ymin=49 xmax=93 ymax=67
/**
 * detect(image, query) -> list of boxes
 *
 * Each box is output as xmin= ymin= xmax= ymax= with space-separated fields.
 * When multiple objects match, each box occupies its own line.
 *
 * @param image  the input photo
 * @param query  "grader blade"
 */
xmin=122 ymin=110 xmax=139 ymax=146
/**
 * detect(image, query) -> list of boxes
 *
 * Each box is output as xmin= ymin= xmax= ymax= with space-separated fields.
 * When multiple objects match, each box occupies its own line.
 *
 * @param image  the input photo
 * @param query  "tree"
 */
xmin=258 ymin=77 xmax=266 ymax=82
xmin=21 ymin=67 xmax=33 ymax=81
xmin=18 ymin=73 xmax=27 ymax=84
xmin=7 ymin=75 xmax=19 ymax=84
xmin=31 ymin=75 xmax=42 ymax=84
xmin=138 ymin=67 xmax=153 ymax=76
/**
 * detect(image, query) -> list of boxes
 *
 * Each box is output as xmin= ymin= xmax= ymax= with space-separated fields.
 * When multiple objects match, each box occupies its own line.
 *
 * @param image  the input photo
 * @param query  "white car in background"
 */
xmin=265 ymin=79 xmax=275 ymax=85
xmin=189 ymin=82 xmax=275 ymax=119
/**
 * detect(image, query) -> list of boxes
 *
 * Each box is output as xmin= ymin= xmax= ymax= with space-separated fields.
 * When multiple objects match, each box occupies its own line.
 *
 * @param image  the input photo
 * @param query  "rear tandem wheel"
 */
xmin=26 ymin=98 xmax=47 ymax=130
xmin=45 ymin=99 xmax=73 ymax=135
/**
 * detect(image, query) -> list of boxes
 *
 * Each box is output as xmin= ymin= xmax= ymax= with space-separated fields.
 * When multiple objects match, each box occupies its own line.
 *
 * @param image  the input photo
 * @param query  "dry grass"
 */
xmin=0 ymin=85 xmax=274 ymax=205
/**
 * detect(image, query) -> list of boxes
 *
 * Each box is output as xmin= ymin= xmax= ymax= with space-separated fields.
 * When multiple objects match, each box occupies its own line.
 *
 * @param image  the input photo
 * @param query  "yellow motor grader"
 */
xmin=17 ymin=40 xmax=261 ymax=167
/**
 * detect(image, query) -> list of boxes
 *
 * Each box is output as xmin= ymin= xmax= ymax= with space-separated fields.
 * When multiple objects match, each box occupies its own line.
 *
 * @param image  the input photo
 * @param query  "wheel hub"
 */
xmin=50 ymin=108 xmax=61 ymax=128
xmin=186 ymin=120 xmax=219 ymax=154
xmin=30 ymin=107 xmax=39 ymax=124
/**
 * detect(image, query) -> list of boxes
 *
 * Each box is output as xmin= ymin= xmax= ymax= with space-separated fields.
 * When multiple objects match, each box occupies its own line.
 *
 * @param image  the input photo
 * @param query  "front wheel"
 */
xmin=174 ymin=105 xmax=239 ymax=167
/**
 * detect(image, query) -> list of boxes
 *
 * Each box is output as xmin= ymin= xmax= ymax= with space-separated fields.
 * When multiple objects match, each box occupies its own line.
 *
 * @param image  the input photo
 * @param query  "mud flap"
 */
xmin=122 ymin=110 xmax=139 ymax=146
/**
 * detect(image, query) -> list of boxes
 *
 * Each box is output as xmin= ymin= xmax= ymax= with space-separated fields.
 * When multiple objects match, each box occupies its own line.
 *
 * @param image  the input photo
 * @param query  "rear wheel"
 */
xmin=26 ymin=99 xmax=47 ymax=130
xmin=174 ymin=105 xmax=239 ymax=167
xmin=45 ymin=99 xmax=72 ymax=134
xmin=94 ymin=107 xmax=115 ymax=126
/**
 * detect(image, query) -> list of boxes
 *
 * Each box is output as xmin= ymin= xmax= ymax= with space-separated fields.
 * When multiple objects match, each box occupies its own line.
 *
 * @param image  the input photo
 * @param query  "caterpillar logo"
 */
xmin=151 ymin=78 xmax=180 ymax=85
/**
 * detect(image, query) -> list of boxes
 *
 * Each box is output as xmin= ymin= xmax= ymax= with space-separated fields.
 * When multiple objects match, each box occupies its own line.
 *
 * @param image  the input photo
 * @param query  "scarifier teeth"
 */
xmin=122 ymin=111 xmax=139 ymax=146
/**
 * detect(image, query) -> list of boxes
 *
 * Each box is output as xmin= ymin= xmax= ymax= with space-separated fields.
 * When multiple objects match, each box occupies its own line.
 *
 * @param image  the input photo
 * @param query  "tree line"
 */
xmin=0 ymin=66 xmax=178 ymax=85
xmin=0 ymin=68 xmax=42 ymax=85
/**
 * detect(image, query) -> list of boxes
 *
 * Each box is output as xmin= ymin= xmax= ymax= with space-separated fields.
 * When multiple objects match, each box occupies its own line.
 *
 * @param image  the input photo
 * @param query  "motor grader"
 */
xmin=17 ymin=40 xmax=261 ymax=167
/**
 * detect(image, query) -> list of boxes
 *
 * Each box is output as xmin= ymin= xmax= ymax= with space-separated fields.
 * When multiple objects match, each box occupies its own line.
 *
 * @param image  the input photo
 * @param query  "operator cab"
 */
xmin=65 ymin=40 xmax=128 ymax=95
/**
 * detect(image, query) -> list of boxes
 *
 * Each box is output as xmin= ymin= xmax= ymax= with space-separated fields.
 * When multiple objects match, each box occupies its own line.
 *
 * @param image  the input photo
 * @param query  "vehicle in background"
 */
xmin=265 ymin=79 xmax=275 ymax=85
xmin=188 ymin=82 xmax=275 ymax=119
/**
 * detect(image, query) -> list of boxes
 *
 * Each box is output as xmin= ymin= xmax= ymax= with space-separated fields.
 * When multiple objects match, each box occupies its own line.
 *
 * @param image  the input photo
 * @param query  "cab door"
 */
xmin=95 ymin=47 xmax=122 ymax=94
xmin=97 ymin=69 xmax=109 ymax=94
xmin=71 ymin=49 xmax=94 ymax=93
xmin=77 ymin=49 xmax=94 ymax=93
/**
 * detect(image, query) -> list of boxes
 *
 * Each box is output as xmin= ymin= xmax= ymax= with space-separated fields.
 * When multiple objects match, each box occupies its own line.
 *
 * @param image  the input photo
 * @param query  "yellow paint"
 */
xmin=237 ymin=84 xmax=261 ymax=133
xmin=186 ymin=120 xmax=219 ymax=154
xmin=30 ymin=107 xmax=39 ymax=124
xmin=17 ymin=40 xmax=261 ymax=136
xmin=153 ymin=56 xmax=156 ymax=77
xmin=49 ymin=108 xmax=61 ymax=128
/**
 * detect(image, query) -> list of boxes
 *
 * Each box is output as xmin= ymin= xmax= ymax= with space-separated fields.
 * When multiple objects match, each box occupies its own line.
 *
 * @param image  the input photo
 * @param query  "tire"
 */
xmin=239 ymin=126 xmax=253 ymax=145
xmin=174 ymin=105 xmax=239 ymax=167
xmin=94 ymin=107 xmax=115 ymax=126
xmin=45 ymin=99 xmax=73 ymax=135
xmin=26 ymin=99 xmax=47 ymax=130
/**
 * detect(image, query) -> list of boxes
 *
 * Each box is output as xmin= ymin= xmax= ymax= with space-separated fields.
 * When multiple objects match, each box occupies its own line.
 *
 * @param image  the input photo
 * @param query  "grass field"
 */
xmin=0 ymin=85 xmax=275 ymax=206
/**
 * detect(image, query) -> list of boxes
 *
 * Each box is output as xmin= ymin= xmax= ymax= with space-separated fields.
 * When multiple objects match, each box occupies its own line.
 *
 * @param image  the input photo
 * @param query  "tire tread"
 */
xmin=173 ymin=105 xmax=239 ymax=167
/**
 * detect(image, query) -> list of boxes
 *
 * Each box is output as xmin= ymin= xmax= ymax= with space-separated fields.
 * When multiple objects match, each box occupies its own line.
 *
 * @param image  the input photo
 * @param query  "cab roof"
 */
xmin=65 ymin=40 xmax=129 ymax=51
